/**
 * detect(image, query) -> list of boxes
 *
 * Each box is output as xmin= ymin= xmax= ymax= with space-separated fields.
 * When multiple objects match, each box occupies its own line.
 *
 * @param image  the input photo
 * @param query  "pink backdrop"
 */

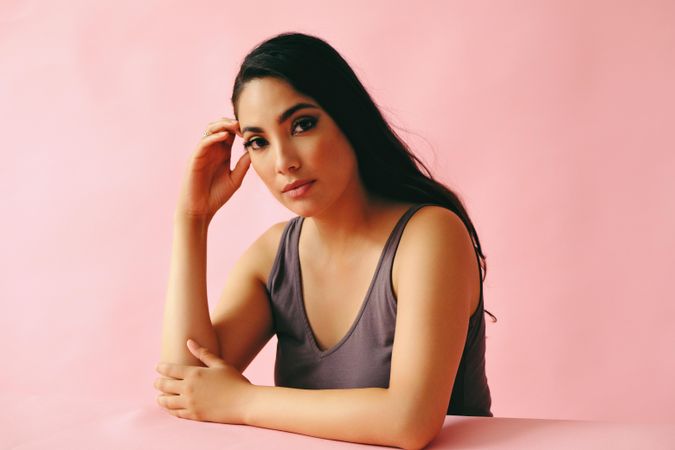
xmin=2 ymin=0 xmax=674 ymax=427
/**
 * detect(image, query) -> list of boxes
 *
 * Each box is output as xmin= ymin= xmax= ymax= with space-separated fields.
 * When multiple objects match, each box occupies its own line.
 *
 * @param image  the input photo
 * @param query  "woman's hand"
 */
xmin=154 ymin=339 xmax=253 ymax=425
xmin=175 ymin=118 xmax=251 ymax=222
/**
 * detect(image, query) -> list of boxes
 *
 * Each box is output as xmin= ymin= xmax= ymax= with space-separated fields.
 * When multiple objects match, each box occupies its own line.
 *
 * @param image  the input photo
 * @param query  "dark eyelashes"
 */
xmin=243 ymin=116 xmax=317 ymax=150
xmin=243 ymin=116 xmax=316 ymax=149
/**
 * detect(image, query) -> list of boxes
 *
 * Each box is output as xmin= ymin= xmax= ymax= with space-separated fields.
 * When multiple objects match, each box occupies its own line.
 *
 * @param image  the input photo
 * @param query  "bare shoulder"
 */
xmin=393 ymin=206 xmax=479 ymax=307
xmin=398 ymin=205 xmax=472 ymax=253
xmin=245 ymin=219 xmax=291 ymax=287
xmin=406 ymin=205 xmax=468 ymax=237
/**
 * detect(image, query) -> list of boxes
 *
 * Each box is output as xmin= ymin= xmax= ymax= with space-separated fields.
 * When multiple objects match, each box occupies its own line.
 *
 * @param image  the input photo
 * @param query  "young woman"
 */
xmin=156 ymin=32 xmax=496 ymax=449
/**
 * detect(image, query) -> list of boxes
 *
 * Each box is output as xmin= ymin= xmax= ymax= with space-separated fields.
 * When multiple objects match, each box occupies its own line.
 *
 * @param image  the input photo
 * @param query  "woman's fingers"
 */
xmin=203 ymin=130 xmax=229 ymax=141
xmin=154 ymin=377 xmax=183 ymax=395
xmin=158 ymin=393 xmax=184 ymax=410
xmin=204 ymin=118 xmax=242 ymax=138
xmin=194 ymin=131 xmax=232 ymax=159
xmin=229 ymin=151 xmax=252 ymax=189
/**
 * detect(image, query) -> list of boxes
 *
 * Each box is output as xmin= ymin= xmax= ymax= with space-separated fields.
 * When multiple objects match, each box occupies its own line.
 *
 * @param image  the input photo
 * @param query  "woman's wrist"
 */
xmin=173 ymin=210 xmax=212 ymax=229
xmin=240 ymin=383 xmax=261 ymax=426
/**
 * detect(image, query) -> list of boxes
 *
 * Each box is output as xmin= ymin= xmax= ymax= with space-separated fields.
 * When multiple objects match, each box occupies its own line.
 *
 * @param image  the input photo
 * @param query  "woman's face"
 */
xmin=236 ymin=77 xmax=361 ymax=217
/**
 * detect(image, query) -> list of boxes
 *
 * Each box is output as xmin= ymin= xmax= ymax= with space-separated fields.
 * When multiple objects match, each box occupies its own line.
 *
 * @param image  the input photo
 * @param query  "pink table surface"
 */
xmin=3 ymin=393 xmax=674 ymax=449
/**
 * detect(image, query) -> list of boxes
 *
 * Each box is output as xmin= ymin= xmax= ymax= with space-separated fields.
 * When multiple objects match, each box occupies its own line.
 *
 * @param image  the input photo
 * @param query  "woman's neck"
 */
xmin=303 ymin=188 xmax=401 ymax=261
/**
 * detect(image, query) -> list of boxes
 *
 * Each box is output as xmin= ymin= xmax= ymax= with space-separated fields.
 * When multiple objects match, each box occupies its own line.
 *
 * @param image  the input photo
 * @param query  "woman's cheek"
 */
xmin=250 ymin=157 xmax=269 ymax=181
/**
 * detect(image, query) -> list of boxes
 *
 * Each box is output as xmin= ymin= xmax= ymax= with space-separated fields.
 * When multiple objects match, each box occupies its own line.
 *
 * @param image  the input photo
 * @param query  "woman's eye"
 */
xmin=243 ymin=138 xmax=266 ymax=150
xmin=243 ymin=117 xmax=317 ymax=151
xmin=293 ymin=116 xmax=317 ymax=133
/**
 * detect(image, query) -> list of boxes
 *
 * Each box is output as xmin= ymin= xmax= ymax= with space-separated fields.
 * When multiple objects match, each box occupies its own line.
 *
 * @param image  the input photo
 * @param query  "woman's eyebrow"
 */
xmin=241 ymin=102 xmax=319 ymax=134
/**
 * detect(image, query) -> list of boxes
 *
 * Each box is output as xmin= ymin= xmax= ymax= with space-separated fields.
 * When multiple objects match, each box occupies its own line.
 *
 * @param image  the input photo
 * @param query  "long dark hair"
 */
xmin=231 ymin=32 xmax=496 ymax=323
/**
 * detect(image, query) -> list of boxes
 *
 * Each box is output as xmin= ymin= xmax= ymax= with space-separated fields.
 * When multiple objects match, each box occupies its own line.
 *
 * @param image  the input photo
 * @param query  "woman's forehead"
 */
xmin=237 ymin=79 xmax=320 ymax=127
xmin=239 ymin=78 xmax=302 ymax=108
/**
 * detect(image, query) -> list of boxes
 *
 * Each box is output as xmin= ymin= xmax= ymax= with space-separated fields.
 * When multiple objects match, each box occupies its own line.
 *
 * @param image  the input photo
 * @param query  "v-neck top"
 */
xmin=266 ymin=203 xmax=493 ymax=416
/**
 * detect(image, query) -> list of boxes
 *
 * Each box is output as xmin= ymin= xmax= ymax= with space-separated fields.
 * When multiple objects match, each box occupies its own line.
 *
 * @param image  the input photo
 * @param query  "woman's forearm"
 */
xmin=243 ymin=385 xmax=421 ymax=449
xmin=159 ymin=213 xmax=219 ymax=366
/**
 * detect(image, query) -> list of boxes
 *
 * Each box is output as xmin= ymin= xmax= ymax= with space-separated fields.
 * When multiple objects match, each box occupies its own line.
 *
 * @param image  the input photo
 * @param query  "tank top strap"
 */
xmin=380 ymin=203 xmax=439 ymax=264
xmin=271 ymin=203 xmax=437 ymax=297
xmin=266 ymin=216 xmax=302 ymax=295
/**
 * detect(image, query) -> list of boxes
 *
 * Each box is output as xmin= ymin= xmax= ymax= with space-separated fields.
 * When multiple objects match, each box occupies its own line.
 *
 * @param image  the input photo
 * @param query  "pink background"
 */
xmin=2 ymin=0 xmax=674 ymax=428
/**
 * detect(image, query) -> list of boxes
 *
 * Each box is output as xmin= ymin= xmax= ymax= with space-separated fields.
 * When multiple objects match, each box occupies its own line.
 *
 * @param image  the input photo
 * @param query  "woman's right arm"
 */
xmin=159 ymin=212 xmax=219 ymax=367
xmin=159 ymin=117 xmax=250 ymax=367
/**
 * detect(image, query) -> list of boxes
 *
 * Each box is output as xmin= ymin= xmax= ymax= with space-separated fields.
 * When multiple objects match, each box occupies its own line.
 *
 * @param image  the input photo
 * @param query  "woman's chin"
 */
xmin=286 ymin=204 xmax=316 ymax=217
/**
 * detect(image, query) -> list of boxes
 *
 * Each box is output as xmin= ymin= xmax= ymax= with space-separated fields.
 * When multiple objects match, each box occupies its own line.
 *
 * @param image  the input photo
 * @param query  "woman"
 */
xmin=155 ymin=32 xmax=496 ymax=449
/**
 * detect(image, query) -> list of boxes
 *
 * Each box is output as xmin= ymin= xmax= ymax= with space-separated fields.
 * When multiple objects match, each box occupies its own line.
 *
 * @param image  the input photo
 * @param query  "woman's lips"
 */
xmin=284 ymin=180 xmax=315 ymax=199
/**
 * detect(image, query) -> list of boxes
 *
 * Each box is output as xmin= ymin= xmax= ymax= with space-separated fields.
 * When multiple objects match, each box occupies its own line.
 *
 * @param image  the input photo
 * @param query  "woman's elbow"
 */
xmin=398 ymin=412 xmax=443 ymax=449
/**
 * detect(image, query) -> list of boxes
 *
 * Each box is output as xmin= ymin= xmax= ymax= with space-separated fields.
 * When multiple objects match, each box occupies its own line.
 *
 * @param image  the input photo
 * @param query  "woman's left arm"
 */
xmin=244 ymin=385 xmax=413 ymax=449
xmin=243 ymin=207 xmax=478 ymax=450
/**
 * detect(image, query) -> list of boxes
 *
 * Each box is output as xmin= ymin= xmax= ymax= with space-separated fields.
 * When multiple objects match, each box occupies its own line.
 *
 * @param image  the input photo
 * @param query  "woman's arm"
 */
xmin=159 ymin=213 xmax=220 ymax=366
xmin=243 ymin=386 xmax=421 ymax=450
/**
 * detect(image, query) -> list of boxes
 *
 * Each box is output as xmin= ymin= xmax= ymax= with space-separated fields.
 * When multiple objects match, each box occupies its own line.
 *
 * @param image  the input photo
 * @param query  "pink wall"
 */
xmin=1 ymin=0 xmax=673 ymax=423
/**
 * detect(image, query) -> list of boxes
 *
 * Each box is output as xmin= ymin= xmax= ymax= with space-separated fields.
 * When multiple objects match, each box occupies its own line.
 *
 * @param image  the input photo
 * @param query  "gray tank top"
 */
xmin=266 ymin=203 xmax=493 ymax=416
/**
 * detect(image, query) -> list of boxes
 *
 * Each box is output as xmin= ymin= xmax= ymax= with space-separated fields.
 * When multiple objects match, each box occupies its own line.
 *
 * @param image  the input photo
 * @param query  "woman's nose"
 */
xmin=274 ymin=143 xmax=300 ymax=173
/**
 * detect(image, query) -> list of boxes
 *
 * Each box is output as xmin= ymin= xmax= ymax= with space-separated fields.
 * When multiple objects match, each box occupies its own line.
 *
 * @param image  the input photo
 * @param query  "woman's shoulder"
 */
xmin=393 ymin=203 xmax=479 ymax=306
xmin=245 ymin=220 xmax=292 ymax=286
xmin=377 ymin=202 xmax=465 ymax=250
xmin=399 ymin=204 xmax=471 ymax=253
xmin=388 ymin=202 xmax=465 ymax=257
xmin=410 ymin=203 xmax=463 ymax=224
